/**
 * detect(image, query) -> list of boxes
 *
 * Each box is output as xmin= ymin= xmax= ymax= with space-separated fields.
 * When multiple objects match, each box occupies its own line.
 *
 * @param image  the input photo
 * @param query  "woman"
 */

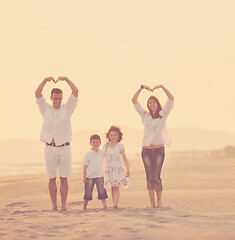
xmin=132 ymin=84 xmax=174 ymax=208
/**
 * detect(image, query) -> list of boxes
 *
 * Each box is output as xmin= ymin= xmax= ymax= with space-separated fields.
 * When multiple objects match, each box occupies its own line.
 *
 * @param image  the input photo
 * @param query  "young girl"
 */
xmin=103 ymin=126 xmax=130 ymax=208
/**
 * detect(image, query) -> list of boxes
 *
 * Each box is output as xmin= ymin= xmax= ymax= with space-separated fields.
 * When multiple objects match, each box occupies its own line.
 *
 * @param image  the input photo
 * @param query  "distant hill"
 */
xmin=0 ymin=127 xmax=235 ymax=165
xmin=168 ymin=127 xmax=235 ymax=151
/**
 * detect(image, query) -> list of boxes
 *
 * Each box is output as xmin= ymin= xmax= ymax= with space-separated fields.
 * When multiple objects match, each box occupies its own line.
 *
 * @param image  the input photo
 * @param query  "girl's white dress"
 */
xmin=104 ymin=143 xmax=129 ymax=188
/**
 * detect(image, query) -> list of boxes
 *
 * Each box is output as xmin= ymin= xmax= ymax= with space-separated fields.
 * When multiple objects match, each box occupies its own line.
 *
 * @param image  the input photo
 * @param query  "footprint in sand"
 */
xmin=119 ymin=227 xmax=139 ymax=233
xmin=67 ymin=201 xmax=83 ymax=206
xmin=6 ymin=202 xmax=28 ymax=207
xmin=180 ymin=214 xmax=192 ymax=218
xmin=12 ymin=210 xmax=39 ymax=214
xmin=102 ymin=234 xmax=114 ymax=238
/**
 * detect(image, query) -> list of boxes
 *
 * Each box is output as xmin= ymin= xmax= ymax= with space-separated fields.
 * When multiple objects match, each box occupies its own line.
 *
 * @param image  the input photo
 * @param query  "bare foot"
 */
xmin=61 ymin=208 xmax=67 ymax=212
xmin=113 ymin=206 xmax=118 ymax=209
xmin=156 ymin=201 xmax=162 ymax=208
xmin=51 ymin=206 xmax=58 ymax=211
xmin=151 ymin=201 xmax=156 ymax=208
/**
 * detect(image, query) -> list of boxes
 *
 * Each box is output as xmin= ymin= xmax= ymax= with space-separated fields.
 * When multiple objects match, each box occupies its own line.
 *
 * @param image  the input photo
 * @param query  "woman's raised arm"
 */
xmin=132 ymin=85 xmax=152 ymax=104
xmin=152 ymin=85 xmax=174 ymax=100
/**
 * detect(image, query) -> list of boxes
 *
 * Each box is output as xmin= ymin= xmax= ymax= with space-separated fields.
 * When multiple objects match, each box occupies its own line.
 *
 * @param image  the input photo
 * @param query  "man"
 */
xmin=35 ymin=76 xmax=78 ymax=211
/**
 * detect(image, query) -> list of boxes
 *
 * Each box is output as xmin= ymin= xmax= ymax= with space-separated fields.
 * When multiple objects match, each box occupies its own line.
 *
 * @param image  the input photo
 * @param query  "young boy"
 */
xmin=83 ymin=134 xmax=108 ymax=210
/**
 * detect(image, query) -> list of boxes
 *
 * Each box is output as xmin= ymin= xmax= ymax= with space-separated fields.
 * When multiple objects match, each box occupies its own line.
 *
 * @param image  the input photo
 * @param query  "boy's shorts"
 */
xmin=44 ymin=144 xmax=71 ymax=179
xmin=84 ymin=177 xmax=108 ymax=200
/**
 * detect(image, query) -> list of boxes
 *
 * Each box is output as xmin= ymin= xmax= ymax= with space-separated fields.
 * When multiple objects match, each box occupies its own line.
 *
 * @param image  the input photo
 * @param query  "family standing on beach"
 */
xmin=35 ymin=77 xmax=174 ymax=211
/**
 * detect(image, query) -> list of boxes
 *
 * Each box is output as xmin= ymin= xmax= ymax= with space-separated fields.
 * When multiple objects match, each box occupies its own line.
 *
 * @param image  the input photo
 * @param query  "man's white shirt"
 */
xmin=36 ymin=94 xmax=78 ymax=145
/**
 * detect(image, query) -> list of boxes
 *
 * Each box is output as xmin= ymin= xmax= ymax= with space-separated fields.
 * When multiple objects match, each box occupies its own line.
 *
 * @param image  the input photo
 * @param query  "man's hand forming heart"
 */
xmin=47 ymin=76 xmax=69 ymax=83
xmin=44 ymin=76 xmax=56 ymax=83
xmin=56 ymin=76 xmax=69 ymax=83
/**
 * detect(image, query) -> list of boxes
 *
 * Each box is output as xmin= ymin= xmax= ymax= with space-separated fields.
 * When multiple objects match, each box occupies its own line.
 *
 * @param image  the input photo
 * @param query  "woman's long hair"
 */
xmin=147 ymin=96 xmax=162 ymax=119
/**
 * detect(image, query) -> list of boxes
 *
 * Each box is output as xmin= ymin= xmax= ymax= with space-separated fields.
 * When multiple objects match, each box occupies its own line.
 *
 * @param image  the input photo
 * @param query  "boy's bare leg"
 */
xmin=48 ymin=178 xmax=57 ymax=210
xmin=111 ymin=187 xmax=114 ymax=202
xmin=101 ymin=199 xmax=107 ymax=209
xmin=156 ymin=191 xmax=162 ymax=208
xmin=83 ymin=200 xmax=89 ymax=210
xmin=111 ymin=187 xmax=120 ymax=208
xmin=60 ymin=177 xmax=68 ymax=211
xmin=148 ymin=189 xmax=156 ymax=208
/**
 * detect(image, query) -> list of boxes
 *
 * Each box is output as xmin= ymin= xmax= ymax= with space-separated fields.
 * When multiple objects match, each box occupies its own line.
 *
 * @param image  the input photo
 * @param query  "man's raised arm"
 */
xmin=35 ymin=77 xmax=55 ymax=98
xmin=57 ymin=76 xmax=78 ymax=97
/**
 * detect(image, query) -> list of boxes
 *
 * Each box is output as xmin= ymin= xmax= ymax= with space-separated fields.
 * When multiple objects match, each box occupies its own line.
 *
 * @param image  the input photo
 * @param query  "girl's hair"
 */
xmin=106 ymin=125 xmax=123 ymax=142
xmin=147 ymin=96 xmax=162 ymax=119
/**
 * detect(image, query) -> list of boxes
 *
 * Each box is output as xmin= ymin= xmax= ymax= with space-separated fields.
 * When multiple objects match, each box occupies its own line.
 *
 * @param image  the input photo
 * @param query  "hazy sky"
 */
xmin=0 ymin=0 xmax=235 ymax=141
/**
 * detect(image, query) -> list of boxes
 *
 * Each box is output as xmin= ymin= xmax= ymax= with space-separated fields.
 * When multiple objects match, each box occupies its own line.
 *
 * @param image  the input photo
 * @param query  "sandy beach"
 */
xmin=1 ymin=154 xmax=235 ymax=240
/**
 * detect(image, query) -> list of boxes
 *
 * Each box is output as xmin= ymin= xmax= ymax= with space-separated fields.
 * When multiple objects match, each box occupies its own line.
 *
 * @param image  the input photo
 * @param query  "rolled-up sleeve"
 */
xmin=160 ymin=99 xmax=174 ymax=118
xmin=133 ymin=101 xmax=146 ymax=117
xmin=36 ymin=96 xmax=48 ymax=117
xmin=65 ymin=94 xmax=78 ymax=116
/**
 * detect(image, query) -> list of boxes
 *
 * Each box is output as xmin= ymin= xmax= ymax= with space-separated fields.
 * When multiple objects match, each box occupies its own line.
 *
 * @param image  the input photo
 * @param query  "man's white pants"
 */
xmin=44 ymin=145 xmax=71 ymax=179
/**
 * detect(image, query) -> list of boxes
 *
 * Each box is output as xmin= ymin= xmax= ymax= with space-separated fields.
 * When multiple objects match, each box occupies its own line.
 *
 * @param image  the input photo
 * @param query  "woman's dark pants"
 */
xmin=141 ymin=147 xmax=165 ymax=192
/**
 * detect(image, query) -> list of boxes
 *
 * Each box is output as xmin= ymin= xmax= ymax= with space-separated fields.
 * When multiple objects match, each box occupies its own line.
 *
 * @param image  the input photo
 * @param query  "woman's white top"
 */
xmin=133 ymin=99 xmax=174 ymax=147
